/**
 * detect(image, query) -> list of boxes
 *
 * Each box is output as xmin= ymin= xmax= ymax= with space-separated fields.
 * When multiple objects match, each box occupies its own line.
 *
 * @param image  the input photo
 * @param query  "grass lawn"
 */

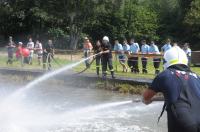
xmin=0 ymin=49 xmax=200 ymax=79
xmin=74 ymin=57 xmax=200 ymax=79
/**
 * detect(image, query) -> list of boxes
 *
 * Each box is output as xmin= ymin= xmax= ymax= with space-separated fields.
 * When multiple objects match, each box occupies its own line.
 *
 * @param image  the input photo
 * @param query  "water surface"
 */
xmin=0 ymin=78 xmax=167 ymax=132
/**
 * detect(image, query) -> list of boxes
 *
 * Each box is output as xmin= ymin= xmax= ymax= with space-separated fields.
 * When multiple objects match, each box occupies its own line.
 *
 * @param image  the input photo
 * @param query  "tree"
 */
xmin=42 ymin=0 xmax=118 ymax=49
xmin=184 ymin=0 xmax=200 ymax=47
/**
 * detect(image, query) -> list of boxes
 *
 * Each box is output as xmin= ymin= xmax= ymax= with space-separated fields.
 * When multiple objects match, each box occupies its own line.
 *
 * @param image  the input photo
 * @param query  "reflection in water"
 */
xmin=0 ymin=82 xmax=167 ymax=132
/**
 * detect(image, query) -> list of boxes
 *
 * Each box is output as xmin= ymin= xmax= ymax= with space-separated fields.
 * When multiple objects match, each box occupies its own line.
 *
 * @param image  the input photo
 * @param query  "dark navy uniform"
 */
xmin=94 ymin=44 xmax=102 ymax=76
xmin=101 ymin=41 xmax=114 ymax=78
xmin=150 ymin=65 xmax=200 ymax=132
xmin=43 ymin=43 xmax=54 ymax=70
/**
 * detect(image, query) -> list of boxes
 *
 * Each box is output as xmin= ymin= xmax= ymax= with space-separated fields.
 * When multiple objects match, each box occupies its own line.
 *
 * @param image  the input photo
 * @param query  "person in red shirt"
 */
xmin=16 ymin=42 xmax=24 ymax=66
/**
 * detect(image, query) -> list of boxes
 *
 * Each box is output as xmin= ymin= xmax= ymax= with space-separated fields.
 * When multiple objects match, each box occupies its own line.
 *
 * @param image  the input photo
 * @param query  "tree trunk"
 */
xmin=69 ymin=23 xmax=81 ymax=50
xmin=69 ymin=32 xmax=79 ymax=50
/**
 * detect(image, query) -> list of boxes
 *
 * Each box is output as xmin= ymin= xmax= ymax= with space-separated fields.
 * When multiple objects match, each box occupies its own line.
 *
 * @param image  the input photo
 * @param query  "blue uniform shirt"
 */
xmin=130 ymin=43 xmax=140 ymax=53
xmin=141 ymin=44 xmax=150 ymax=54
xmin=149 ymin=44 xmax=160 ymax=54
xmin=150 ymin=68 xmax=200 ymax=104
xmin=114 ymin=43 xmax=124 ymax=57
xmin=123 ymin=44 xmax=130 ymax=51
xmin=114 ymin=43 xmax=123 ymax=51
xmin=161 ymin=43 xmax=172 ymax=53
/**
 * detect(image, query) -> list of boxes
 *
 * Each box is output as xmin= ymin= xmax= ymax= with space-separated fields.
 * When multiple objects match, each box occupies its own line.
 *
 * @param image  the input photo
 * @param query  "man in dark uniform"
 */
xmin=101 ymin=36 xmax=115 ymax=79
xmin=94 ymin=40 xmax=102 ymax=76
xmin=142 ymin=46 xmax=200 ymax=132
xmin=43 ymin=39 xmax=54 ymax=70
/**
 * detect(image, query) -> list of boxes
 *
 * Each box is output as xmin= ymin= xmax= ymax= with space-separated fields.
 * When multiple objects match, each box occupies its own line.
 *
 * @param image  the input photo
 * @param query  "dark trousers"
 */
xmin=128 ymin=57 xmax=139 ymax=73
xmin=153 ymin=58 xmax=161 ymax=74
xmin=96 ymin=55 xmax=101 ymax=75
xmin=153 ymin=58 xmax=161 ymax=69
xmin=141 ymin=58 xmax=148 ymax=73
xmin=84 ymin=51 xmax=90 ymax=68
xmin=101 ymin=56 xmax=114 ymax=77
xmin=7 ymin=52 xmax=14 ymax=64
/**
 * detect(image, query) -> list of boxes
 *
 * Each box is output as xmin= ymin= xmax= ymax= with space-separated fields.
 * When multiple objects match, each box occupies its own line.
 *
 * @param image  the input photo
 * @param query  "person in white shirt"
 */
xmin=183 ymin=43 xmax=192 ymax=66
xmin=27 ymin=38 xmax=34 ymax=65
xmin=34 ymin=40 xmax=43 ymax=65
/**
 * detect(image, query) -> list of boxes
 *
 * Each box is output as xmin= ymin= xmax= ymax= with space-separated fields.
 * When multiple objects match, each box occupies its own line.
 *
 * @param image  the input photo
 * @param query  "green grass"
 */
xmin=95 ymin=81 xmax=148 ymax=94
xmin=0 ymin=55 xmax=71 ymax=70
xmin=0 ymin=49 xmax=200 ymax=79
xmin=74 ymin=57 xmax=200 ymax=79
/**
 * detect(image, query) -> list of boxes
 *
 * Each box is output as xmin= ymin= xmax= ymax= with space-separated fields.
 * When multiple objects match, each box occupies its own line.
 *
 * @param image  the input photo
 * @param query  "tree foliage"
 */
xmin=0 ymin=0 xmax=200 ymax=49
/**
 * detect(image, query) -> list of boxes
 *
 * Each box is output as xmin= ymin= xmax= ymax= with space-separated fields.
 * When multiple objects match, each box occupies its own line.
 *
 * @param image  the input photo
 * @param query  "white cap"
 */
xmin=163 ymin=46 xmax=188 ymax=70
xmin=103 ymin=36 xmax=109 ymax=42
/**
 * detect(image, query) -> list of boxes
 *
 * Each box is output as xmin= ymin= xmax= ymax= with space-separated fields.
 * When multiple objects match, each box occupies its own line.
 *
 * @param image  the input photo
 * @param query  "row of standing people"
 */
xmin=84 ymin=37 xmax=192 ymax=77
xmin=6 ymin=36 xmax=55 ymax=70
xmin=114 ymin=38 xmax=161 ymax=74
xmin=113 ymin=38 xmax=191 ymax=75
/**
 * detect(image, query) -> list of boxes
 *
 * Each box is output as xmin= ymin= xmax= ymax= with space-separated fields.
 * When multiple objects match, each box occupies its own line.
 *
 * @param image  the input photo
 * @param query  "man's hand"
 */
xmin=142 ymin=97 xmax=153 ymax=105
xmin=142 ymin=89 xmax=156 ymax=105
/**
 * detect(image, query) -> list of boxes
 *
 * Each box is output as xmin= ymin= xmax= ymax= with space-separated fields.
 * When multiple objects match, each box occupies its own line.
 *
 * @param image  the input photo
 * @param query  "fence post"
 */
xmin=70 ymin=51 xmax=73 ymax=61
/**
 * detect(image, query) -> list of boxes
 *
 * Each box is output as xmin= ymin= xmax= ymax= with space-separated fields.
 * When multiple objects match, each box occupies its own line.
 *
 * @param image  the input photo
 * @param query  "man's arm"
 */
xmin=142 ymin=89 xmax=157 ymax=105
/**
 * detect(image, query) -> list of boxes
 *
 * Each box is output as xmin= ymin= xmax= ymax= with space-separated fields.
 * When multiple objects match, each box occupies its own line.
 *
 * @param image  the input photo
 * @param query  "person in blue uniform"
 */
xmin=149 ymin=40 xmax=161 ymax=74
xmin=142 ymin=46 xmax=200 ymax=132
xmin=129 ymin=38 xmax=140 ymax=73
xmin=101 ymin=36 xmax=115 ymax=79
xmin=114 ymin=39 xmax=127 ymax=72
xmin=161 ymin=38 xmax=172 ymax=53
xmin=141 ymin=40 xmax=149 ymax=74
xmin=123 ymin=39 xmax=130 ymax=72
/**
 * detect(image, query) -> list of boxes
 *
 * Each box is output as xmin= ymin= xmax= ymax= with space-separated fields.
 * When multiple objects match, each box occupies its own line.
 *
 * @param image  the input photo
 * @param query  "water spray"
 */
xmin=24 ymin=52 xmax=102 ymax=90
xmin=132 ymin=96 xmax=164 ymax=103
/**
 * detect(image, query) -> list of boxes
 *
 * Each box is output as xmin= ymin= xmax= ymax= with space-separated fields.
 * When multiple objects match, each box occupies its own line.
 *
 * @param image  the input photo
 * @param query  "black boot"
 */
xmin=111 ymin=71 xmax=115 ymax=79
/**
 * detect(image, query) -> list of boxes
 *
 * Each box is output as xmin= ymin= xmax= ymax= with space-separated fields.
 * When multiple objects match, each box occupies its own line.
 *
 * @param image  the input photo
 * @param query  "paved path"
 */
xmin=0 ymin=67 xmax=152 ymax=85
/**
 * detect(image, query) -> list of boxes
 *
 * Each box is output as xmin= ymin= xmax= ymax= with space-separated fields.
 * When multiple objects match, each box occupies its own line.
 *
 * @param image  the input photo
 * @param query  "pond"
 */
xmin=0 ymin=76 xmax=167 ymax=132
